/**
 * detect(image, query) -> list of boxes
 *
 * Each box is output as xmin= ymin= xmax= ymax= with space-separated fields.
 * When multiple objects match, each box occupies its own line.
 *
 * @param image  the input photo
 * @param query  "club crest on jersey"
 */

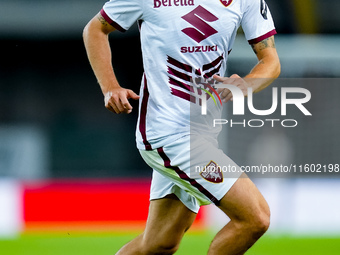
xmin=200 ymin=160 xmax=223 ymax=183
xmin=220 ymin=0 xmax=233 ymax=8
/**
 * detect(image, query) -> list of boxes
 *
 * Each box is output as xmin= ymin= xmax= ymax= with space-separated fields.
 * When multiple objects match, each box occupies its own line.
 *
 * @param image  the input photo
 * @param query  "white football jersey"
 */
xmin=101 ymin=0 xmax=276 ymax=150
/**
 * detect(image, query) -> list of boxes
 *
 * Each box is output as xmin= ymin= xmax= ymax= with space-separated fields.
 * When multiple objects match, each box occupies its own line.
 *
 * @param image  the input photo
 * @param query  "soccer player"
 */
xmin=83 ymin=0 xmax=280 ymax=254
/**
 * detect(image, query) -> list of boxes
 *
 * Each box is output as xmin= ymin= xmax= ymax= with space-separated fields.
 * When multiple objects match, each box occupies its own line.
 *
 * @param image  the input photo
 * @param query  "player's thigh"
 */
xmin=218 ymin=173 xmax=270 ymax=224
xmin=143 ymin=194 xmax=197 ymax=248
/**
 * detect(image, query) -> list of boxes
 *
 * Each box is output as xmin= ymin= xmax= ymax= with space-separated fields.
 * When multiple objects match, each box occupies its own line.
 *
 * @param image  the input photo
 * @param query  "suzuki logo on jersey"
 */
xmin=220 ymin=0 xmax=233 ymax=8
xmin=181 ymin=5 xmax=218 ymax=43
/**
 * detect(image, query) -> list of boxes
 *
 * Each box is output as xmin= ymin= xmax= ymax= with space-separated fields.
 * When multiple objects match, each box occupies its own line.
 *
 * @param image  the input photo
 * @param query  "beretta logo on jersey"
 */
xmin=200 ymin=160 xmax=223 ymax=183
xmin=220 ymin=0 xmax=233 ymax=8
xmin=154 ymin=0 xmax=194 ymax=8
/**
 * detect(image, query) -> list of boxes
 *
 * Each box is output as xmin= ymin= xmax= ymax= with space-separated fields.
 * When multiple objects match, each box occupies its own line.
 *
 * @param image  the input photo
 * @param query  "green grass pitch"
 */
xmin=0 ymin=231 xmax=339 ymax=255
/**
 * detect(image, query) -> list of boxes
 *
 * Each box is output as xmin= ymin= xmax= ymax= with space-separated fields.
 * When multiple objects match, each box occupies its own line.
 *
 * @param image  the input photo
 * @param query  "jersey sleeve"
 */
xmin=101 ymin=0 xmax=143 ymax=32
xmin=241 ymin=0 xmax=277 ymax=44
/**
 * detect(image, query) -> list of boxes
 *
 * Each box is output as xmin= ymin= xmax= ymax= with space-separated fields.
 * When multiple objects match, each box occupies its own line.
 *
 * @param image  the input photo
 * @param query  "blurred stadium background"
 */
xmin=0 ymin=0 xmax=340 ymax=254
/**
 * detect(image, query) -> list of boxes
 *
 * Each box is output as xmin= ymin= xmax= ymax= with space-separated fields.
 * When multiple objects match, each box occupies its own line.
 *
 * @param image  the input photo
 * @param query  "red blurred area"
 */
xmin=23 ymin=179 xmax=206 ymax=231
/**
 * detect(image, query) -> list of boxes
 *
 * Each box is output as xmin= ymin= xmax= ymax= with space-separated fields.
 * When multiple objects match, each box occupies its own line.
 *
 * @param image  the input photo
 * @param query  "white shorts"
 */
xmin=140 ymin=135 xmax=243 ymax=213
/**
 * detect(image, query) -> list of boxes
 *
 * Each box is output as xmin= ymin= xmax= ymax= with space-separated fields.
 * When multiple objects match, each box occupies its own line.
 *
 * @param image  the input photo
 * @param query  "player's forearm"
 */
xmin=244 ymin=52 xmax=281 ymax=93
xmin=83 ymin=20 xmax=120 ymax=95
xmin=244 ymin=35 xmax=281 ymax=93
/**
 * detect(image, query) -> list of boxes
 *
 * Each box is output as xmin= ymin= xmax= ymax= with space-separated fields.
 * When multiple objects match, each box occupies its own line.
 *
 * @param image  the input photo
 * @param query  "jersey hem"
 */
xmin=100 ymin=9 xmax=126 ymax=32
xmin=248 ymin=29 xmax=277 ymax=44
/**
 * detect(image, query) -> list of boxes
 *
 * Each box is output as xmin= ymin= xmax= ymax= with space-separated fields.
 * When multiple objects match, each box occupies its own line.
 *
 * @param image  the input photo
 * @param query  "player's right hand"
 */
xmin=104 ymin=87 xmax=140 ymax=114
xmin=213 ymin=74 xmax=249 ymax=102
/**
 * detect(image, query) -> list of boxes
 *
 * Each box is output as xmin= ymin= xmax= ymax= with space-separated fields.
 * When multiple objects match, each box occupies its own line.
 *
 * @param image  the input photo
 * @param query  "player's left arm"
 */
xmin=214 ymin=35 xmax=280 ymax=102
xmin=246 ymin=35 xmax=281 ymax=91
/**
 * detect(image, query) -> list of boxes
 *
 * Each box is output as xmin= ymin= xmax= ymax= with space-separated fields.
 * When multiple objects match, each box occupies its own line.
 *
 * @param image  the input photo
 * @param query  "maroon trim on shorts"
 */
xmin=100 ymin=9 xmax=126 ymax=32
xmin=248 ymin=29 xmax=277 ymax=44
xmin=139 ymin=75 xmax=152 ymax=150
xmin=157 ymin=147 xmax=220 ymax=205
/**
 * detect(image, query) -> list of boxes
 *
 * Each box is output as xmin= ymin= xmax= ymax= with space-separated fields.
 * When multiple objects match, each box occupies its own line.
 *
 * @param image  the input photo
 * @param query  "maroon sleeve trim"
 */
xmin=100 ymin=9 xmax=126 ymax=32
xmin=248 ymin=29 xmax=277 ymax=44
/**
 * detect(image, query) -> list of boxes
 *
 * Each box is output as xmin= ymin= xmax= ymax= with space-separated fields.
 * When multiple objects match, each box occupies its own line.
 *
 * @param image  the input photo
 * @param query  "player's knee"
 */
xmin=250 ymin=205 xmax=271 ymax=239
xmin=141 ymin=238 xmax=180 ymax=255
xmin=144 ymin=244 xmax=179 ymax=255
xmin=157 ymin=241 xmax=180 ymax=255
xmin=255 ymin=210 xmax=270 ymax=234
xmin=231 ymin=201 xmax=270 ymax=241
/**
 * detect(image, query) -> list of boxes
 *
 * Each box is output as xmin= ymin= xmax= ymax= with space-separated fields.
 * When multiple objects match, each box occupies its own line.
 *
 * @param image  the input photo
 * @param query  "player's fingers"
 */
xmin=234 ymin=80 xmax=249 ymax=96
xmin=221 ymin=90 xmax=233 ymax=103
xmin=115 ymin=100 xmax=126 ymax=113
xmin=214 ymin=74 xmax=245 ymax=102
xmin=241 ymin=87 xmax=248 ymax=97
xmin=213 ymin=74 xmax=225 ymax=83
xmin=220 ymin=88 xmax=230 ymax=98
xmin=213 ymin=75 xmax=235 ymax=86
xmin=105 ymin=94 xmax=124 ymax=114
xmin=121 ymin=90 xmax=140 ymax=114
xmin=114 ymin=91 xmax=134 ymax=113
xmin=214 ymin=73 xmax=239 ymax=82
xmin=119 ymin=97 xmax=133 ymax=114
xmin=224 ymin=92 xmax=234 ymax=102
xmin=106 ymin=101 xmax=121 ymax=114
xmin=127 ymin=90 xmax=140 ymax=100
xmin=230 ymin=74 xmax=241 ymax=79
xmin=219 ymin=89 xmax=232 ymax=103
xmin=217 ymin=85 xmax=232 ymax=94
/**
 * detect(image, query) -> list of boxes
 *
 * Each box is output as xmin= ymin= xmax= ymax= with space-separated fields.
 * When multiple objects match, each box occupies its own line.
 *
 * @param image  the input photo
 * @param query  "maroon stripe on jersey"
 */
xmin=170 ymin=88 xmax=191 ymax=101
xmin=137 ymin=19 xmax=143 ymax=31
xmin=202 ymin=54 xmax=223 ymax=71
xmin=100 ymin=9 xmax=126 ymax=32
xmin=139 ymin=75 xmax=152 ymax=150
xmin=169 ymin=77 xmax=191 ymax=92
xmin=168 ymin=66 xmax=192 ymax=82
xmin=203 ymin=62 xmax=222 ymax=79
xmin=167 ymin=56 xmax=192 ymax=73
xmin=248 ymin=29 xmax=277 ymax=44
xmin=157 ymin=147 xmax=219 ymax=204
xmin=190 ymin=94 xmax=196 ymax=104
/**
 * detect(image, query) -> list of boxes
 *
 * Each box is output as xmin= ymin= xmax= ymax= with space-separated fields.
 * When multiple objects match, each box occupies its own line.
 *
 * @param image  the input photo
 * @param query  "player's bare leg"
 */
xmin=208 ymin=173 xmax=270 ymax=255
xmin=116 ymin=194 xmax=196 ymax=255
